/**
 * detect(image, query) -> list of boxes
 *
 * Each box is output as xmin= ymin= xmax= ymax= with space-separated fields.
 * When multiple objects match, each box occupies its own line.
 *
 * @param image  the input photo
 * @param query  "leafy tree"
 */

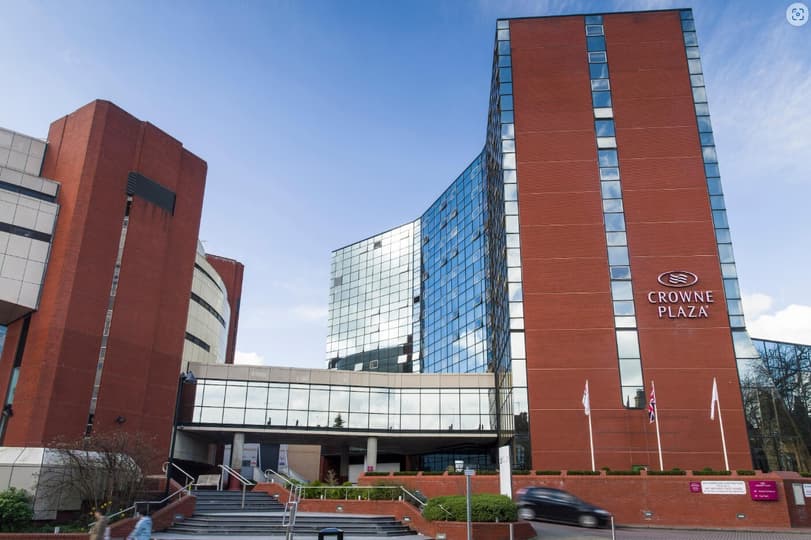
xmin=0 ymin=487 xmax=33 ymax=532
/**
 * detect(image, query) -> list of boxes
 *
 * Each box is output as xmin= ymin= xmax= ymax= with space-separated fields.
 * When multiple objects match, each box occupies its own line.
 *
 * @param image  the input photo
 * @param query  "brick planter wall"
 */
xmin=359 ymin=470 xmax=795 ymax=529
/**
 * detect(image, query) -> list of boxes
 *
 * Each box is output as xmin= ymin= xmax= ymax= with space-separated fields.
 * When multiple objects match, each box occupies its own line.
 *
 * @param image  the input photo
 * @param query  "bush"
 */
xmin=369 ymin=482 xmax=401 ymax=501
xmin=736 ymin=470 xmax=756 ymax=476
xmin=423 ymin=494 xmax=517 ymax=522
xmin=393 ymin=471 xmax=419 ymax=476
xmin=535 ymin=470 xmax=561 ymax=475
xmin=693 ymin=468 xmax=731 ymax=476
xmin=566 ymin=470 xmax=600 ymax=475
xmin=364 ymin=471 xmax=390 ymax=476
xmin=512 ymin=469 xmax=531 ymax=475
xmin=0 ymin=488 xmax=33 ymax=532
xmin=606 ymin=470 xmax=640 ymax=475
xmin=648 ymin=469 xmax=687 ymax=476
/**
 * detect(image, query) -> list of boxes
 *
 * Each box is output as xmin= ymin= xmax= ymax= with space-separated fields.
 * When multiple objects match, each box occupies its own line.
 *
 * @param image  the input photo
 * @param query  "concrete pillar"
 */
xmin=207 ymin=443 xmax=218 ymax=465
xmin=339 ymin=448 xmax=350 ymax=479
xmin=366 ymin=436 xmax=378 ymax=472
xmin=231 ymin=432 xmax=245 ymax=470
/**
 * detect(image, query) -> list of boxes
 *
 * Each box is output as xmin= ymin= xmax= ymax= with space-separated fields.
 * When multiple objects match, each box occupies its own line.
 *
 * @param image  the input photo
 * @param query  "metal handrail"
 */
xmin=95 ymin=481 xmax=192 ymax=526
xmin=162 ymin=461 xmax=195 ymax=487
xmin=399 ymin=486 xmax=427 ymax=509
xmin=264 ymin=467 xmax=296 ymax=489
xmin=218 ymin=463 xmax=251 ymax=509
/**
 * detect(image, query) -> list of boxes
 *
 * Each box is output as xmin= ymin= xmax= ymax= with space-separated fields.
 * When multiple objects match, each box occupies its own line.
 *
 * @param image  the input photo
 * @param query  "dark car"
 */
xmin=516 ymin=486 xmax=611 ymax=528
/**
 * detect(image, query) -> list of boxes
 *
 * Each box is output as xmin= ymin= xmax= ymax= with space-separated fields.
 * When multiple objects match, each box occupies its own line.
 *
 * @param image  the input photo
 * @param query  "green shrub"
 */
xmin=535 ymin=470 xmax=561 ymax=475
xmin=0 ymin=488 xmax=33 ymax=532
xmin=648 ymin=469 xmax=687 ymax=476
xmin=423 ymin=494 xmax=517 ymax=522
xmin=364 ymin=471 xmax=390 ymax=476
xmin=606 ymin=470 xmax=640 ymax=475
xmin=393 ymin=471 xmax=419 ymax=476
xmin=421 ymin=471 xmax=445 ymax=476
xmin=801 ymin=472 xmax=811 ymax=478
xmin=736 ymin=470 xmax=756 ymax=476
xmin=693 ymin=469 xmax=731 ymax=476
xmin=512 ymin=469 xmax=530 ymax=475
xmin=566 ymin=470 xmax=600 ymax=475
xmin=369 ymin=483 xmax=401 ymax=500
xmin=478 ymin=470 xmax=498 ymax=475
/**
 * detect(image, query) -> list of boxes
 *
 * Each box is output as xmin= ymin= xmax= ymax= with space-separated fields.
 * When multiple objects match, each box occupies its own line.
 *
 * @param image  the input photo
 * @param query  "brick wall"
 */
xmin=359 ymin=471 xmax=796 ymax=528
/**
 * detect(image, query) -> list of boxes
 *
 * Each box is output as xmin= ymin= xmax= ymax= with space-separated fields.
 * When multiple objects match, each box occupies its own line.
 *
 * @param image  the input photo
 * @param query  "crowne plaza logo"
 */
xmin=657 ymin=271 xmax=699 ymax=288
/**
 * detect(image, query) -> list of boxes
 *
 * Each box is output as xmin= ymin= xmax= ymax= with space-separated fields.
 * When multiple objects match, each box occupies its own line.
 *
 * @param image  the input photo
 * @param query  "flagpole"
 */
xmin=587 ymin=403 xmax=595 ymax=472
xmin=713 ymin=377 xmax=730 ymax=471
xmin=583 ymin=380 xmax=595 ymax=472
xmin=652 ymin=381 xmax=664 ymax=471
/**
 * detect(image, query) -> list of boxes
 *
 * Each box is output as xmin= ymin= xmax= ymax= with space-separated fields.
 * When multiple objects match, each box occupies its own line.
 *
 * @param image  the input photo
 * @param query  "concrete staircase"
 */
xmin=164 ymin=490 xmax=418 ymax=537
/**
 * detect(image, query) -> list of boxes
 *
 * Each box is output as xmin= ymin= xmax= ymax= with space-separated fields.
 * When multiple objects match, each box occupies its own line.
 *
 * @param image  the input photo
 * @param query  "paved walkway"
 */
xmin=533 ymin=522 xmax=811 ymax=539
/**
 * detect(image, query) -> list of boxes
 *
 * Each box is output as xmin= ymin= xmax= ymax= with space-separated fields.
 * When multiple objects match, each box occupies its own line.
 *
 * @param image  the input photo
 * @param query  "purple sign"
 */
xmin=689 ymin=481 xmax=701 ymax=493
xmin=749 ymin=480 xmax=779 ymax=501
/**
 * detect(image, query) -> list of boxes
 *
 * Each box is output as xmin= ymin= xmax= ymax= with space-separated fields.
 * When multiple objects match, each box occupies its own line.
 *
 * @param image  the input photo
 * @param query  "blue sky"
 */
xmin=1 ymin=0 xmax=808 ymax=368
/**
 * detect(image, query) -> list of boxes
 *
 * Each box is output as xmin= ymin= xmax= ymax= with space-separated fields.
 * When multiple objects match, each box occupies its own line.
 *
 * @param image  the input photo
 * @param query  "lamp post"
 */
xmin=166 ymin=370 xmax=196 ymax=495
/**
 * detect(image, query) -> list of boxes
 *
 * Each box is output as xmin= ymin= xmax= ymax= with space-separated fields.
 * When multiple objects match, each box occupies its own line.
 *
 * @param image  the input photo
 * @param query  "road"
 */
xmin=531 ymin=521 xmax=811 ymax=539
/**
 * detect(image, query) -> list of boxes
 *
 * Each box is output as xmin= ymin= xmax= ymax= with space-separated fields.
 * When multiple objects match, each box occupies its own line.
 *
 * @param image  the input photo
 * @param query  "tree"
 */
xmin=42 ymin=431 xmax=160 ymax=514
xmin=0 ymin=487 xmax=33 ymax=532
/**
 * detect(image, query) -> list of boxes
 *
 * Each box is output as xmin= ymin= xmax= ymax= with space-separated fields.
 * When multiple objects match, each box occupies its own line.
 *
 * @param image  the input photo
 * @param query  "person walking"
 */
xmin=89 ymin=510 xmax=108 ymax=540
xmin=127 ymin=508 xmax=152 ymax=540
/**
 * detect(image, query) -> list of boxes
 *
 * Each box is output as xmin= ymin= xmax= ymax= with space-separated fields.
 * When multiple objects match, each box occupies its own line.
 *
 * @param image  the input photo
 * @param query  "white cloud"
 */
xmin=234 ymin=351 xmax=266 ymax=365
xmin=744 ymin=294 xmax=811 ymax=345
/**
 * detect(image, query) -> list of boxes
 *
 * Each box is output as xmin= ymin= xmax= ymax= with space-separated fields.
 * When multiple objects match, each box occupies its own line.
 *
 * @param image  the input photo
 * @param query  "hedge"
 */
xmin=423 ymin=494 xmax=517 ymax=522
xmin=736 ymin=470 xmax=756 ymax=476
xmin=535 ymin=470 xmax=561 ymax=475
xmin=567 ymin=470 xmax=601 ymax=475
xmin=693 ymin=468 xmax=732 ymax=476
xmin=606 ymin=469 xmax=640 ymax=475
xmin=648 ymin=469 xmax=687 ymax=476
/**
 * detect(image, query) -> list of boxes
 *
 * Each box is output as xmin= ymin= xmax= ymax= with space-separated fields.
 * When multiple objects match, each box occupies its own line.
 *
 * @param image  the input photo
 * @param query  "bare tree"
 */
xmin=42 ymin=431 xmax=160 ymax=514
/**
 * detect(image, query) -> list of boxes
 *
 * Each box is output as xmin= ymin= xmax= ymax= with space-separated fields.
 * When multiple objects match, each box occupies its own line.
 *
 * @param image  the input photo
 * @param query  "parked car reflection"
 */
xmin=516 ymin=486 xmax=611 ymax=528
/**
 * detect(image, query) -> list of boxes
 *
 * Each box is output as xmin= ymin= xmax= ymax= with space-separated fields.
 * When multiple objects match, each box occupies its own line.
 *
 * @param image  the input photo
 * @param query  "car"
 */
xmin=515 ymin=486 xmax=611 ymax=528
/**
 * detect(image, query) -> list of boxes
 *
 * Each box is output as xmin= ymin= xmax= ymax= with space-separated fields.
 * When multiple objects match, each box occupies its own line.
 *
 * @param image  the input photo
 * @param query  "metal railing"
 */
xmin=264 ymin=468 xmax=302 ymax=540
xmin=218 ymin=463 xmax=252 ymax=509
xmin=162 ymin=461 xmax=196 ymax=489
xmin=95 ymin=481 xmax=192 ymax=527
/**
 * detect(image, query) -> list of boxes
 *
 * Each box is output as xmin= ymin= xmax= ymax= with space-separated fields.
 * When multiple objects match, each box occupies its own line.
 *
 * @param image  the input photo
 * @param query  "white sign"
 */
xmin=803 ymin=484 xmax=811 ymax=498
xmin=498 ymin=445 xmax=512 ymax=498
xmin=701 ymin=481 xmax=747 ymax=495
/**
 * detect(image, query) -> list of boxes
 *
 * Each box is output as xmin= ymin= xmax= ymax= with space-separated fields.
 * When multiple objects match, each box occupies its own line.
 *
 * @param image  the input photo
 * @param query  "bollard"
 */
xmin=318 ymin=527 xmax=344 ymax=540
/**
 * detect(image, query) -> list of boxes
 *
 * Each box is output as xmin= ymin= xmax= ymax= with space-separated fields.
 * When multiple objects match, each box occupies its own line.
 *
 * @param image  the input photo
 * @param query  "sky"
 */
xmin=0 ymin=0 xmax=809 ymax=369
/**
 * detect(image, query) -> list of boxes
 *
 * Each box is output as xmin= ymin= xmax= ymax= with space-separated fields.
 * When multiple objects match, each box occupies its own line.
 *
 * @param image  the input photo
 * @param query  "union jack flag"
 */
xmin=648 ymin=386 xmax=656 ymax=423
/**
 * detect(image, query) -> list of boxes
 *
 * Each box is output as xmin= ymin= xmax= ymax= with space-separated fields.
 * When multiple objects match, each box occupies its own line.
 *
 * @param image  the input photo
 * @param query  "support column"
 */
xmin=339 ymin=447 xmax=350 ymax=480
xmin=366 ymin=436 xmax=378 ymax=472
xmin=229 ymin=433 xmax=245 ymax=489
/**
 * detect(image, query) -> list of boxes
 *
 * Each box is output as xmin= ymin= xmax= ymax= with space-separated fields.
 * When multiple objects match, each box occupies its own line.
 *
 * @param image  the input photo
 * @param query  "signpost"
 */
xmin=749 ymin=480 xmax=779 ymax=501
xmin=465 ymin=468 xmax=475 ymax=540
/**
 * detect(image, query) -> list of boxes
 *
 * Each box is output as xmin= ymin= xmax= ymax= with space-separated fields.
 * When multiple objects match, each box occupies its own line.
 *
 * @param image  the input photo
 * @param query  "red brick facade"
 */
xmin=0 ymin=101 xmax=206 ymax=461
xmin=510 ymin=12 xmax=750 ymax=471
xmin=204 ymin=255 xmax=244 ymax=365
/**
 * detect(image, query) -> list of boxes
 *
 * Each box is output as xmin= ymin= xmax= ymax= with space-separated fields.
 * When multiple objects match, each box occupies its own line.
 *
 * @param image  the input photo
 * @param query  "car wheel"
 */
xmin=578 ymin=514 xmax=598 ymax=528
xmin=518 ymin=507 xmax=536 ymax=521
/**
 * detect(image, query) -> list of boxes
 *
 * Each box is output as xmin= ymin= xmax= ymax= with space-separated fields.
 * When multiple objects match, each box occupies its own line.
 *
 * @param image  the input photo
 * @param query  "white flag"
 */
xmin=710 ymin=378 xmax=719 ymax=420
xmin=582 ymin=380 xmax=591 ymax=416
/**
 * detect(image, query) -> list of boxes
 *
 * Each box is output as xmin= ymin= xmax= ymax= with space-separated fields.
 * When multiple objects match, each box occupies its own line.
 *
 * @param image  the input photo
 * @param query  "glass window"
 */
xmin=607 ymin=246 xmax=629 ymax=265
xmin=718 ymin=243 xmax=735 ymax=263
xmin=246 ymin=384 xmax=268 ymax=409
xmin=604 ymin=213 xmax=626 ymax=232
xmin=350 ymin=388 xmax=369 ymax=412
xmin=692 ymin=87 xmax=707 ymax=103
xmin=592 ymin=92 xmax=612 ymax=107
xmin=688 ymin=59 xmax=702 ymax=74
xmin=700 ymin=132 xmax=715 ymax=146
xmin=601 ymin=181 xmax=621 ymax=199
xmin=370 ymin=391 xmax=389 ymax=414
xmin=598 ymin=150 xmax=618 ymax=167
xmin=613 ymin=300 xmax=635 ymax=316
xmin=702 ymin=146 xmax=718 ymax=163
xmin=705 ymin=163 xmax=720 ymax=177
xmin=510 ymin=332 xmax=526 ymax=358
xmin=603 ymin=199 xmax=623 ymax=213
xmin=681 ymin=19 xmax=695 ymax=31
xmin=594 ymin=107 xmax=613 ymax=119
xmin=619 ymin=359 xmax=643 ymax=386
xmin=595 ymin=120 xmax=615 ymax=137
xmin=589 ymin=63 xmax=609 ymax=79
xmin=600 ymin=167 xmax=620 ymax=180
xmin=401 ymin=390 xmax=420 ymax=414
xmin=610 ymin=266 xmax=631 ymax=280
xmin=330 ymin=387 xmax=349 ymax=411
xmin=710 ymin=195 xmax=725 ymax=210
xmin=587 ymin=36 xmax=606 ymax=51
xmin=712 ymin=210 xmax=728 ymax=228
xmin=715 ymin=228 xmax=731 ymax=243
xmin=622 ymin=386 xmax=645 ymax=409
xmin=441 ymin=391 xmax=460 ymax=414
xmin=724 ymin=278 xmax=741 ymax=300
xmin=588 ymin=51 xmax=607 ymax=63
xmin=616 ymin=330 xmax=640 ymax=358
xmin=585 ymin=15 xmax=603 ymax=24
xmin=611 ymin=281 xmax=633 ymax=301
xmin=690 ymin=74 xmax=705 ymax=86
xmin=683 ymin=32 xmax=698 ymax=46
xmin=605 ymin=231 xmax=627 ymax=246
xmin=586 ymin=24 xmax=604 ymax=36
xmin=591 ymin=79 xmax=610 ymax=91
xmin=202 ymin=382 xmax=226 ymax=407
xmin=289 ymin=387 xmax=309 ymax=410
xmin=721 ymin=263 xmax=737 ymax=278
